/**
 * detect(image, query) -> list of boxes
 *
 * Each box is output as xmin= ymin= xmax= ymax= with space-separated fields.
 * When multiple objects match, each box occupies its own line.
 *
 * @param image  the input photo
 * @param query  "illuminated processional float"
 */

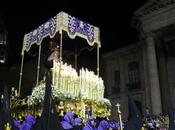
xmin=11 ymin=11 xmax=111 ymax=121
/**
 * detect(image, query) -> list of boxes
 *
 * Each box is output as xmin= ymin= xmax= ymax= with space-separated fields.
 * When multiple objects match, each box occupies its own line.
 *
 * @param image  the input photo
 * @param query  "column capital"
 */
xmin=145 ymin=32 xmax=156 ymax=38
xmin=139 ymin=31 xmax=156 ymax=40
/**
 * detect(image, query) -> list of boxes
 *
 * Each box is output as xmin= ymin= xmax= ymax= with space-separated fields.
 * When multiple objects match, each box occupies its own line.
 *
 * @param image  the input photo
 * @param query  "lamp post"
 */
xmin=116 ymin=103 xmax=123 ymax=130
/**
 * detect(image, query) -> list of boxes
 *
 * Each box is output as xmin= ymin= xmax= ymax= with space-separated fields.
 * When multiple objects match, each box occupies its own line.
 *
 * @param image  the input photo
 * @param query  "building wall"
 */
xmin=102 ymin=42 xmax=146 ymax=120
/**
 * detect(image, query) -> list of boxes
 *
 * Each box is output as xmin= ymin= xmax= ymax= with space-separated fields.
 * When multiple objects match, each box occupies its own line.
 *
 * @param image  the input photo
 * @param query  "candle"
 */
xmin=15 ymin=90 xmax=18 ymax=97
xmin=1 ymin=95 xmax=3 ymax=100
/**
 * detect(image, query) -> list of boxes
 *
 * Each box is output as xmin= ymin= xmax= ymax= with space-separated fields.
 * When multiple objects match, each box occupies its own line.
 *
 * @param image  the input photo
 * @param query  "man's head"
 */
xmin=49 ymin=40 xmax=58 ymax=51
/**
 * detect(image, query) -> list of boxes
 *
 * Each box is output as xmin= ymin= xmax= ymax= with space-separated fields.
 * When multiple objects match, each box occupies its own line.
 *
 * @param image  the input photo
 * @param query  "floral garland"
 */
xmin=27 ymin=82 xmax=78 ymax=105
xmin=27 ymin=82 xmax=111 ymax=109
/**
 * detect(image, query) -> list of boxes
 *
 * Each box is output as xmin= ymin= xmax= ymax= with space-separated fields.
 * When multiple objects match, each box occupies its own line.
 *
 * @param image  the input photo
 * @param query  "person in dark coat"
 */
xmin=125 ymin=91 xmax=142 ymax=130
xmin=31 ymin=71 xmax=64 ymax=130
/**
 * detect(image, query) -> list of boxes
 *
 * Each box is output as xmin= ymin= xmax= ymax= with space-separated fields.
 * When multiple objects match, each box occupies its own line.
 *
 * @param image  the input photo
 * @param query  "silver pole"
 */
xmin=59 ymin=31 xmax=63 ymax=89
xmin=18 ymin=53 xmax=25 ymax=96
xmin=36 ymin=44 xmax=42 ymax=87
xmin=97 ymin=44 xmax=100 ymax=76
xmin=116 ymin=103 xmax=123 ymax=130
xmin=60 ymin=31 xmax=62 ymax=60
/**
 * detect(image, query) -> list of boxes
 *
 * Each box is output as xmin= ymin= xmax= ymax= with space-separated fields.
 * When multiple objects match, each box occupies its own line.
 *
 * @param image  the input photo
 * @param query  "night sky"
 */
xmin=0 ymin=0 xmax=148 ymax=65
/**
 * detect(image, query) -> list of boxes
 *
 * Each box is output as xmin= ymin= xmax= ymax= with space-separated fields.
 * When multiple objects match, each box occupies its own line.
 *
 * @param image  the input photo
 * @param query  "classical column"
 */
xmin=142 ymin=42 xmax=151 ymax=109
xmin=146 ymin=33 xmax=162 ymax=115
xmin=157 ymin=47 xmax=170 ymax=113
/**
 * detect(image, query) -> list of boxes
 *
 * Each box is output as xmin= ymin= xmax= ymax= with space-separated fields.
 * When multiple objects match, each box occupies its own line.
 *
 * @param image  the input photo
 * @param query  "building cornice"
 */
xmin=102 ymin=42 xmax=143 ymax=60
xmin=134 ymin=0 xmax=174 ymax=17
xmin=132 ymin=0 xmax=175 ymax=33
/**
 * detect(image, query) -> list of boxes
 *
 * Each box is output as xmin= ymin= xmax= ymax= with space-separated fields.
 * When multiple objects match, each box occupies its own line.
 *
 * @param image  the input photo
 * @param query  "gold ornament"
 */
xmin=58 ymin=101 xmax=64 ymax=116
xmin=4 ymin=123 xmax=12 ymax=130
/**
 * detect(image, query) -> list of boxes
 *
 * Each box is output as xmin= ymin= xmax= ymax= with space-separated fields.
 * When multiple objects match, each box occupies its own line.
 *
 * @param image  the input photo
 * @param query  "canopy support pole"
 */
xmin=60 ymin=31 xmax=63 ymax=60
xmin=18 ymin=53 xmax=24 ymax=96
xmin=58 ymin=31 xmax=63 ymax=90
xmin=36 ymin=44 xmax=42 ymax=87
xmin=97 ymin=44 xmax=100 ymax=76
xmin=75 ymin=48 xmax=78 ymax=71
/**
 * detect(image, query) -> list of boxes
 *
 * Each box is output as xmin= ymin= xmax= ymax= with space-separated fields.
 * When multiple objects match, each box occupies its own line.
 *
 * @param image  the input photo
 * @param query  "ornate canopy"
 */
xmin=19 ymin=11 xmax=101 ymax=96
xmin=22 ymin=11 xmax=101 ymax=54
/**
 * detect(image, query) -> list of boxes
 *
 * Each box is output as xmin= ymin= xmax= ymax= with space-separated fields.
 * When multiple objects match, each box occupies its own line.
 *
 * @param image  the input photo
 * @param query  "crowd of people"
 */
xmin=141 ymin=114 xmax=169 ymax=130
xmin=13 ymin=111 xmax=122 ymax=130
xmin=11 ymin=110 xmax=172 ymax=130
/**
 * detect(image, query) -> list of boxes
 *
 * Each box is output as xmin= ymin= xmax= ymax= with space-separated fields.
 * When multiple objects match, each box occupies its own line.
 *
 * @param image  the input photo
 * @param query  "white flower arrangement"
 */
xmin=27 ymin=82 xmax=111 ymax=109
xmin=100 ymin=98 xmax=112 ymax=108
xmin=27 ymin=83 xmax=79 ymax=105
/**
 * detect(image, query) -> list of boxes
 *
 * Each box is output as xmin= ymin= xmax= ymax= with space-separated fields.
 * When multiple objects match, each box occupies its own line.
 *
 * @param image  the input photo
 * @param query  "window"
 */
xmin=112 ymin=70 xmax=120 ymax=94
xmin=127 ymin=61 xmax=141 ymax=90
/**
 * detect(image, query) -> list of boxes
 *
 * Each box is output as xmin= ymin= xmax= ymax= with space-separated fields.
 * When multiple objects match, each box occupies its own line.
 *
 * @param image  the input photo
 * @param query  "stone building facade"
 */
xmin=102 ymin=0 xmax=175 ymax=120
xmin=102 ymin=43 xmax=146 ymax=120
